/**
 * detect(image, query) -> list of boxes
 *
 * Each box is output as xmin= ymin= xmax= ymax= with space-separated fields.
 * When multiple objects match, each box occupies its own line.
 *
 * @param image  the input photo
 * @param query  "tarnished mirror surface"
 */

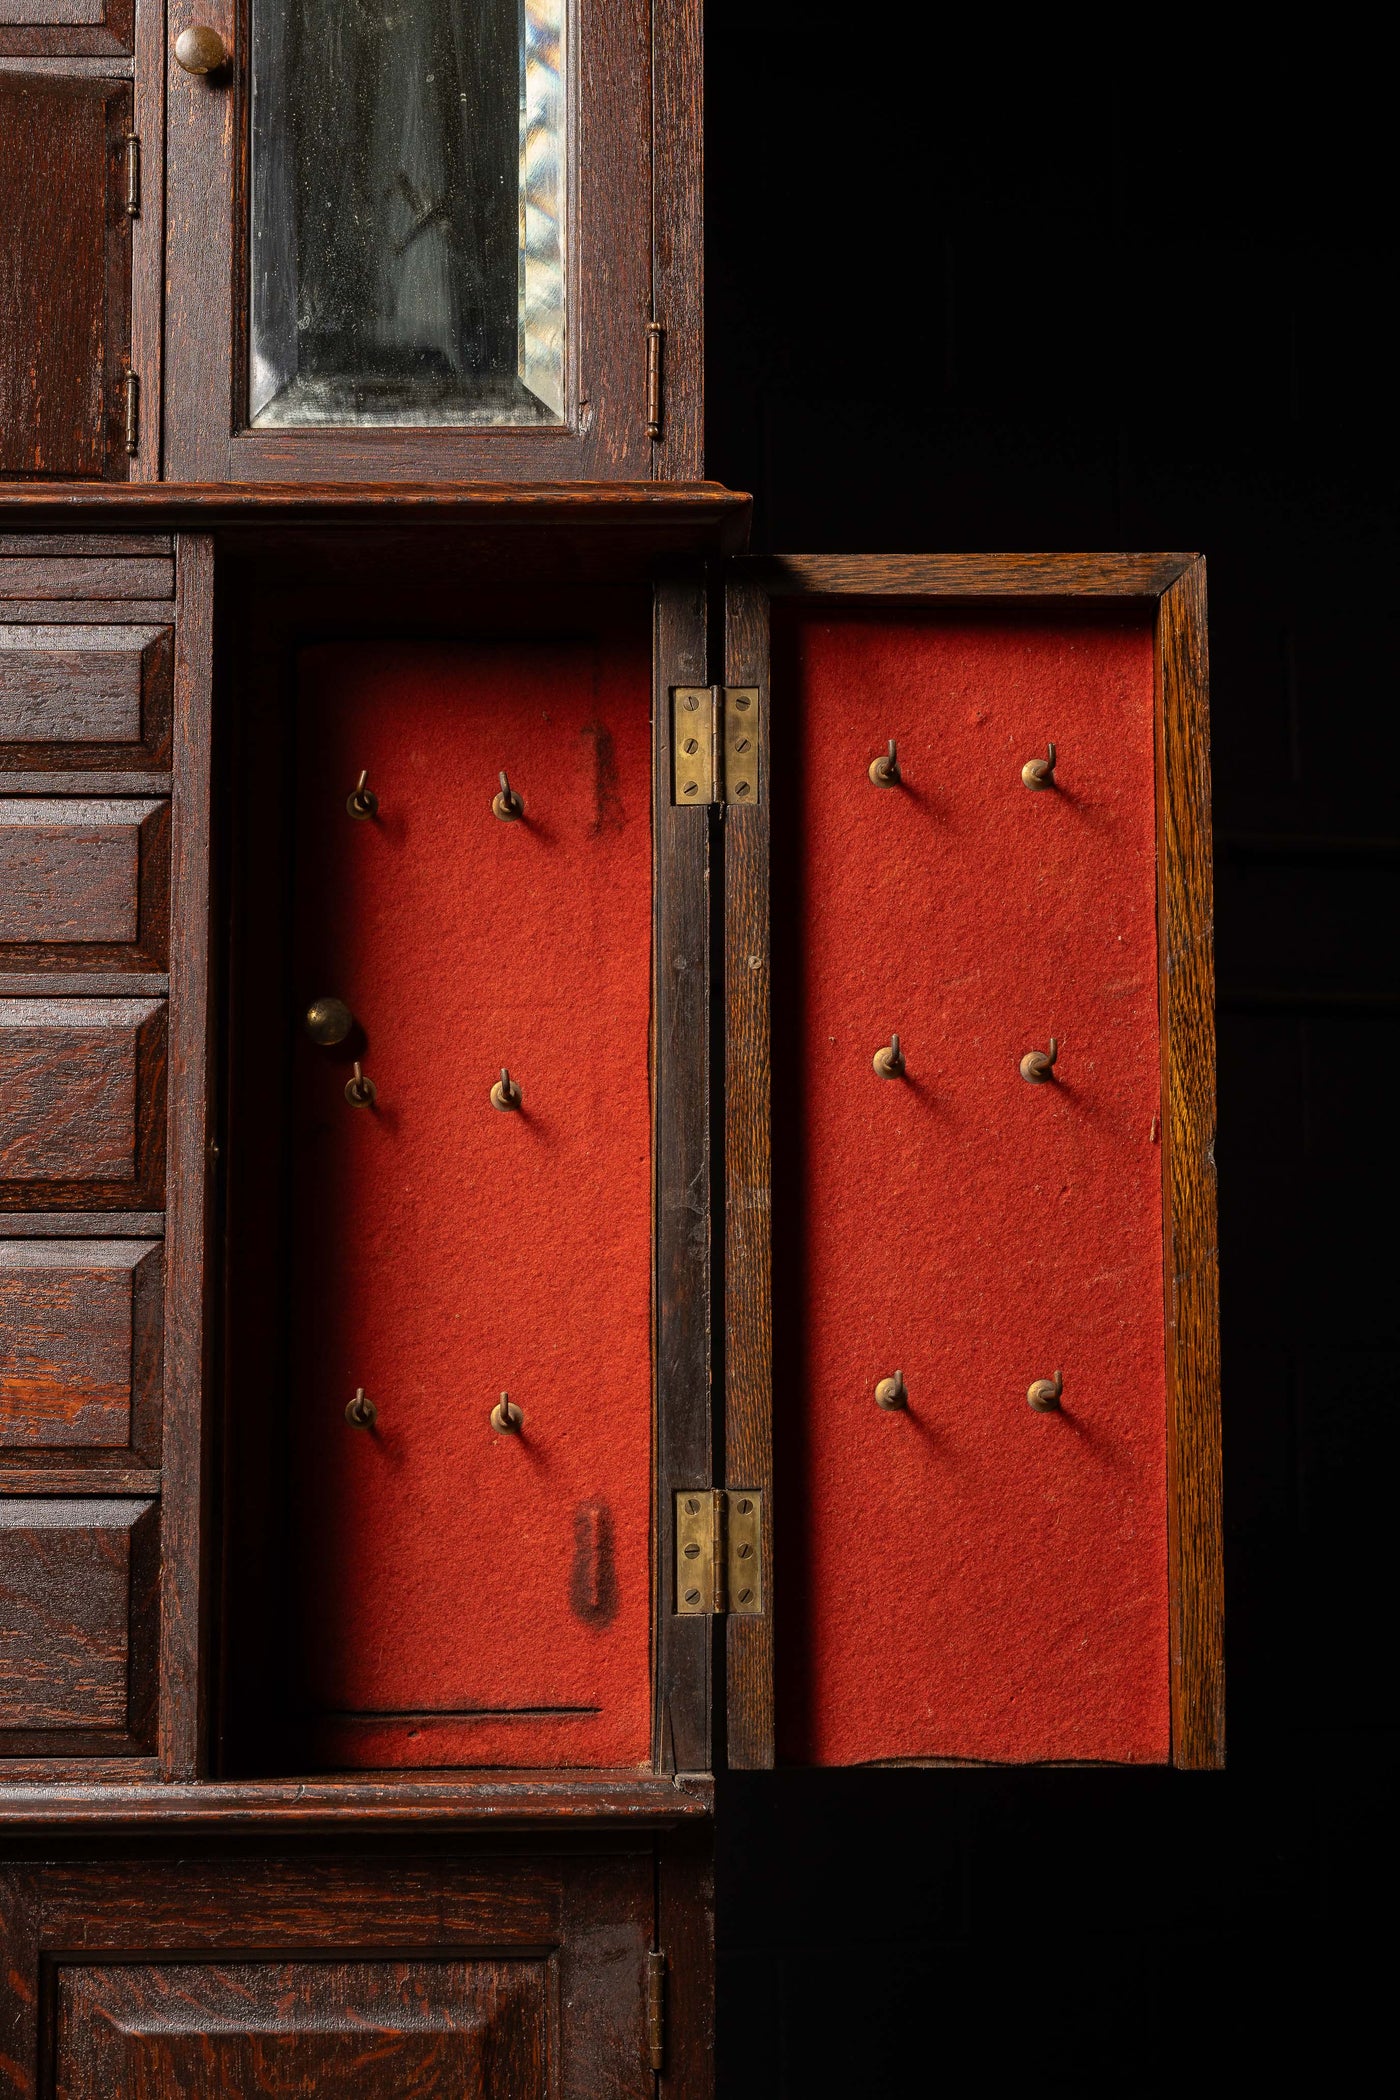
xmin=250 ymin=0 xmax=565 ymax=428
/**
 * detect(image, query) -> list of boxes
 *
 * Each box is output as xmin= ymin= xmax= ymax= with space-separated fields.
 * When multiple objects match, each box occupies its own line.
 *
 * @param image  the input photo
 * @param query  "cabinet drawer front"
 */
xmin=0 ymin=997 xmax=165 ymax=1203
xmin=0 ymin=799 xmax=168 ymax=967
xmin=0 ymin=1496 xmax=155 ymax=1746
xmin=0 ymin=623 xmax=172 ymax=763
xmin=0 ymin=1239 xmax=160 ymax=1450
xmin=0 ymin=558 xmax=170 ymax=600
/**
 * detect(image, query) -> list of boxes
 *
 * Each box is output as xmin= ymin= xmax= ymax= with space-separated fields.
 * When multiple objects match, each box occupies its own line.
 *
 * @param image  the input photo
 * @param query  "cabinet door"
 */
xmin=164 ymin=0 xmax=699 ymax=482
xmin=0 ymin=75 xmax=132 ymax=479
xmin=720 ymin=554 xmax=1222 ymax=1771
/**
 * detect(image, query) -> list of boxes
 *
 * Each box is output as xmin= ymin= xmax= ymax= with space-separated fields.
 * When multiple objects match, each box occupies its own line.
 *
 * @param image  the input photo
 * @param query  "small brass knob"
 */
xmin=869 ymin=739 xmax=902 ymax=787
xmin=345 ymin=1386 xmax=376 ymax=1429
xmin=875 ymin=1370 xmax=908 ymax=1411
xmin=174 ymin=24 xmax=228 ymax=73
xmin=491 ymin=1391 xmax=523 ymax=1433
xmin=1022 ymin=742 xmax=1057 ymax=790
xmin=1019 ymin=1037 xmax=1058 ymax=1083
xmin=1028 ymin=1370 xmax=1063 ymax=1412
xmin=490 ymin=1067 xmax=522 ymax=1111
xmin=872 ymin=1032 xmax=906 ymax=1080
xmin=305 ymin=996 xmax=353 ymax=1047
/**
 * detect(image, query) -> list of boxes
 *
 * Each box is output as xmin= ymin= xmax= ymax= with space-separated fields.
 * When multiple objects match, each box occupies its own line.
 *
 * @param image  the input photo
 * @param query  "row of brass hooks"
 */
xmin=346 ymin=1386 xmax=525 ymax=1435
xmin=874 ymin=1367 xmax=1064 ymax=1415
xmin=343 ymin=768 xmax=528 ymax=822
xmin=871 ymin=1032 xmax=1059 ymax=1085
xmin=868 ymin=740 xmax=1059 ymax=791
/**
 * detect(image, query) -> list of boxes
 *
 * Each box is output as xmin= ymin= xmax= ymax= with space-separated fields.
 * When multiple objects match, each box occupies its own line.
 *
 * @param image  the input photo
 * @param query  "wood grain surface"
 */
xmin=0 ymin=0 xmax=132 ymax=59
xmin=0 ymin=796 xmax=161 ymax=943
xmin=0 ymin=1236 xmax=160 ymax=1450
xmin=0 ymin=1494 xmax=155 ymax=1745
xmin=0 ymin=76 xmax=130 ymax=479
xmin=0 ymin=623 xmax=171 ymax=767
xmin=0 ymin=557 xmax=171 ymax=599
xmin=0 ymin=995 xmax=165 ymax=1206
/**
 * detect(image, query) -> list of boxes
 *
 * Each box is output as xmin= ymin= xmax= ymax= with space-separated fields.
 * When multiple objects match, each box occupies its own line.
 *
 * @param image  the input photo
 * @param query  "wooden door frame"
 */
xmin=721 ymin=553 xmax=1224 ymax=1772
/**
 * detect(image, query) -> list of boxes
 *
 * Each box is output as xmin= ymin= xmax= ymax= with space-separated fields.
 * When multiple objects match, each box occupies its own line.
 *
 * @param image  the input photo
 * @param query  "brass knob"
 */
xmin=345 ymin=1386 xmax=376 ymax=1429
xmin=869 ymin=739 xmax=902 ymax=787
xmin=345 ymin=1062 xmax=377 ymax=1108
xmin=490 ymin=1067 xmax=522 ymax=1111
xmin=1022 ymin=742 xmax=1057 ymax=790
xmin=1019 ymin=1037 xmax=1058 ymax=1084
xmin=1028 ymin=1370 xmax=1063 ymax=1412
xmin=872 ymin=1032 xmax=906 ymax=1080
xmin=875 ymin=1370 xmax=908 ymax=1411
xmin=491 ymin=1391 xmax=523 ymax=1434
xmin=305 ymin=996 xmax=353 ymax=1047
xmin=174 ymin=24 xmax=228 ymax=73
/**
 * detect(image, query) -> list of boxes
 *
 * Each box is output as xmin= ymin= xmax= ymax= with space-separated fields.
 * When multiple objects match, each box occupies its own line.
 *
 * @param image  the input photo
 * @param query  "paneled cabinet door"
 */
xmin=717 ymin=553 xmax=1223 ymax=1773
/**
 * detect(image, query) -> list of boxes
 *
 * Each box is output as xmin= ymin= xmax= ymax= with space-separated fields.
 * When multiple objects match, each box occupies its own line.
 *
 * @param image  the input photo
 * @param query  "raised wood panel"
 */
xmin=0 ymin=0 xmax=133 ymax=58
xmin=0 ymin=560 xmax=173 ymax=601
xmin=54 ymin=1958 xmax=550 ymax=2097
xmin=0 ymin=800 xmax=168 ymax=971
xmin=0 ymin=1238 xmax=160 ymax=1453
xmin=0 ymin=78 xmax=131 ymax=480
xmin=0 ymin=996 xmax=165 ymax=1208
xmin=0 ymin=626 xmax=172 ymax=769
xmin=0 ymin=1496 xmax=155 ymax=1751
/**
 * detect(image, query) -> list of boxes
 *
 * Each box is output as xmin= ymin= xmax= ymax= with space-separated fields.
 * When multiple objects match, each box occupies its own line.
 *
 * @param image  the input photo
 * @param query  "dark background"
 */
xmin=704 ymin=33 xmax=1398 ymax=2093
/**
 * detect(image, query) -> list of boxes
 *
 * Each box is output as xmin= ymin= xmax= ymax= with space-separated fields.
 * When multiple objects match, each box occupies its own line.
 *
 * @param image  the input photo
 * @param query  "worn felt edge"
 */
xmin=0 ymin=1771 xmax=714 ymax=1825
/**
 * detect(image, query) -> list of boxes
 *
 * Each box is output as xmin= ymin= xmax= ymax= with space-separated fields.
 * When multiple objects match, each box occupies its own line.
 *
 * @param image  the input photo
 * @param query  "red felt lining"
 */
xmin=773 ymin=606 xmax=1170 ymax=1765
xmin=286 ymin=636 xmax=653 ymax=1769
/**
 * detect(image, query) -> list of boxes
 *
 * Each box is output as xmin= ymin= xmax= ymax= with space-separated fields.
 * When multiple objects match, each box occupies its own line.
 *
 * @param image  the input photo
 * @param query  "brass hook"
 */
xmin=875 ymin=1370 xmax=908 ymax=1411
xmin=869 ymin=739 xmax=902 ymax=787
xmin=490 ymin=1067 xmax=522 ymax=1111
xmin=345 ymin=1385 xmax=377 ymax=1428
xmin=1021 ymin=742 xmax=1057 ymax=790
xmin=492 ymin=770 xmax=524 ymax=821
xmin=346 ymin=770 xmax=379 ymax=820
xmin=1027 ymin=1369 xmax=1063 ymax=1412
xmin=305 ymin=995 xmax=353 ymax=1046
xmin=1019 ymin=1037 xmax=1058 ymax=1083
xmin=491 ymin=1390 xmax=523 ymax=1433
xmin=872 ymin=1032 xmax=906 ymax=1080
xmin=345 ymin=1061 xmax=377 ymax=1107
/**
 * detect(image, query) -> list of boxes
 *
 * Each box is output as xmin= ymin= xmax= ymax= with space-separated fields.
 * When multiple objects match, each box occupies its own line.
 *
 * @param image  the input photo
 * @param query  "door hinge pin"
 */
xmin=124 ymin=372 xmax=140 ymax=455
xmin=123 ymin=134 xmax=141 ymax=217
xmin=646 ymin=321 xmax=664 ymax=440
xmin=647 ymin=1951 xmax=665 ymax=2073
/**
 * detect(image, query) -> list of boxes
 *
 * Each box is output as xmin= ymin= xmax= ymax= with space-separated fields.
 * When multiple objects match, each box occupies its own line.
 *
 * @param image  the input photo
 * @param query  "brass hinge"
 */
xmin=124 ymin=372 xmax=140 ymax=456
xmin=646 ymin=320 xmax=663 ymax=440
xmin=123 ymin=134 xmax=141 ymax=217
xmin=675 ymin=1489 xmax=763 ymax=1615
xmin=646 ymin=1951 xmax=666 ymax=2073
xmin=671 ymin=687 xmax=761 ymax=806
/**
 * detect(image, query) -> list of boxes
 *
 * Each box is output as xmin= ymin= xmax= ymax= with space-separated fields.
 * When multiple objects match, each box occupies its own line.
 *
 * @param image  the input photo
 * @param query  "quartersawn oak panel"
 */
xmin=54 ymin=1958 xmax=550 ymax=2097
xmin=0 ymin=1238 xmax=161 ymax=1453
xmin=0 ymin=77 xmax=131 ymax=481
xmin=0 ymin=625 xmax=172 ymax=769
xmin=0 ymin=800 xmax=166 ymax=959
xmin=0 ymin=996 xmax=165 ymax=1208
xmin=0 ymin=1495 xmax=156 ymax=1751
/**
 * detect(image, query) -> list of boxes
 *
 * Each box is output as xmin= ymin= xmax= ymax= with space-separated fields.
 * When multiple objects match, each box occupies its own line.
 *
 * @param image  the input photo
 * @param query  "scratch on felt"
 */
xmin=582 ymin=718 xmax=625 ymax=834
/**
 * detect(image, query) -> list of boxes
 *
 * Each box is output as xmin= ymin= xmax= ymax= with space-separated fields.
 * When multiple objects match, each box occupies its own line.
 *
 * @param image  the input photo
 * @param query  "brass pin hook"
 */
xmin=869 ymin=739 xmax=902 ymax=787
xmin=1027 ymin=1369 xmax=1064 ymax=1412
xmin=872 ymin=1032 xmax=906 ymax=1079
xmin=345 ymin=1061 xmax=377 ymax=1107
xmin=305 ymin=995 xmax=353 ymax=1046
xmin=346 ymin=769 xmax=379 ymax=819
xmin=1019 ymin=1037 xmax=1058 ymax=1083
xmin=492 ymin=770 xmax=524 ymax=821
xmin=490 ymin=1067 xmax=522 ymax=1111
xmin=1021 ymin=742 xmax=1057 ymax=790
xmin=875 ymin=1370 xmax=908 ymax=1411
xmin=491 ymin=1391 xmax=523 ymax=1433
xmin=345 ymin=1385 xmax=377 ymax=1428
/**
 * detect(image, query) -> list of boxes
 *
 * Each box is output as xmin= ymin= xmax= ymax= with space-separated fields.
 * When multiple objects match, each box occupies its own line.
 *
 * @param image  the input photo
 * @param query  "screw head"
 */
xmin=684 ymin=1497 xmax=700 ymax=1515
xmin=736 ymin=1497 xmax=753 ymax=1513
xmin=684 ymin=1587 xmax=701 ymax=1605
xmin=735 ymin=779 xmax=752 ymax=797
xmin=683 ymin=779 xmax=699 ymax=796
xmin=684 ymin=1541 xmax=700 ymax=1559
xmin=738 ymin=1587 xmax=754 ymax=1605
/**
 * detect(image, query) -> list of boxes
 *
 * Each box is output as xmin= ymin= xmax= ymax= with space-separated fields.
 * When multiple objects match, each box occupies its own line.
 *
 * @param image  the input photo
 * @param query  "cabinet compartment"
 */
xmin=0 ymin=76 xmax=132 ymax=481
xmin=0 ymin=1237 xmax=161 ymax=1455
xmin=0 ymin=996 xmax=165 ymax=1205
xmin=0 ymin=797 xmax=168 ymax=964
xmin=0 ymin=1494 xmax=157 ymax=1750
xmin=0 ymin=623 xmax=172 ymax=767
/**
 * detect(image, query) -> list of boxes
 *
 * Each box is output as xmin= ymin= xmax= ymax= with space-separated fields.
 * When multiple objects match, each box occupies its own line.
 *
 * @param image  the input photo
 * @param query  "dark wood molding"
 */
xmin=0 ymin=1770 xmax=712 ymax=1829
xmin=1156 ymin=557 xmax=1225 ymax=1770
xmin=157 ymin=532 xmax=214 ymax=1781
xmin=751 ymin=552 xmax=1199 ymax=600
xmin=651 ymin=574 xmax=714 ymax=1774
xmin=721 ymin=576 xmax=774 ymax=1768
xmin=651 ymin=0 xmax=704 ymax=480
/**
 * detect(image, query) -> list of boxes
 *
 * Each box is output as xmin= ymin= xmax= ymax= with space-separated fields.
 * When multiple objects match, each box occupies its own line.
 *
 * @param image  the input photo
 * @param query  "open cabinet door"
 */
xmin=721 ymin=555 xmax=1222 ymax=1771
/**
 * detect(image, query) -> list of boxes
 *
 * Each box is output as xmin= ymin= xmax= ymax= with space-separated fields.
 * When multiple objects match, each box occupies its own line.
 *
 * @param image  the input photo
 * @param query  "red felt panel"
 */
xmin=287 ymin=638 xmax=652 ymax=1769
xmin=774 ymin=606 xmax=1169 ymax=1766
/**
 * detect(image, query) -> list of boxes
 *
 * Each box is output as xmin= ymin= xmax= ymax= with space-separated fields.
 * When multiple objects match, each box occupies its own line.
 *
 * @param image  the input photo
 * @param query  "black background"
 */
xmin=704 ymin=30 xmax=1398 ymax=2092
